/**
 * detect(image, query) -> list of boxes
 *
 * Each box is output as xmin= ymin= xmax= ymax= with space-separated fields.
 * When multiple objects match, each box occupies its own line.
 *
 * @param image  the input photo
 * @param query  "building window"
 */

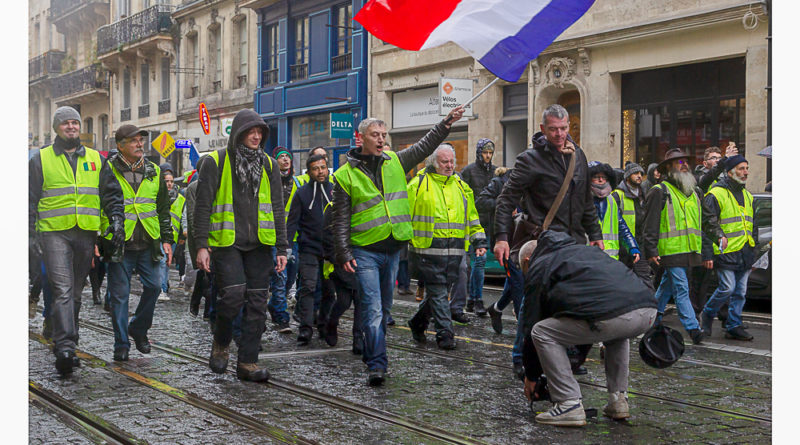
xmin=99 ymin=114 xmax=108 ymax=150
xmin=331 ymin=3 xmax=352 ymax=73
xmin=140 ymin=63 xmax=149 ymax=105
xmin=187 ymin=33 xmax=198 ymax=96
xmin=118 ymin=0 xmax=130 ymax=19
xmin=621 ymin=58 xmax=745 ymax=167
xmin=291 ymin=16 xmax=309 ymax=80
xmin=123 ymin=68 xmax=131 ymax=109
xmin=262 ymin=23 xmax=278 ymax=86
xmin=211 ymin=26 xmax=222 ymax=90
xmin=236 ymin=19 xmax=248 ymax=81
xmin=161 ymin=57 xmax=170 ymax=100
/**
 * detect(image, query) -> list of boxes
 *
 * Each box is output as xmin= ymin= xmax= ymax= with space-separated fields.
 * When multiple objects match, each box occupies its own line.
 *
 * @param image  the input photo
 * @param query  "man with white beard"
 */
xmin=642 ymin=149 xmax=704 ymax=345
xmin=699 ymin=156 xmax=756 ymax=341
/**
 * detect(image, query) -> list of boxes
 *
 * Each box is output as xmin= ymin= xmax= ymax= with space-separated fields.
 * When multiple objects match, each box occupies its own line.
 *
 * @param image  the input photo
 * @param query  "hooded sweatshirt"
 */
xmin=286 ymin=177 xmax=333 ymax=258
xmin=193 ymin=109 xmax=288 ymax=254
xmin=459 ymin=141 xmax=497 ymax=227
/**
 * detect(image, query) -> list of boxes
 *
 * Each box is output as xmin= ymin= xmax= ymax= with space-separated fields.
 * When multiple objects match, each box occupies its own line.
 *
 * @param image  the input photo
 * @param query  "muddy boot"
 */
xmin=236 ymin=362 xmax=270 ymax=382
xmin=92 ymin=288 xmax=101 ymax=305
xmin=415 ymin=285 xmax=424 ymax=302
xmin=209 ymin=340 xmax=229 ymax=374
xmin=324 ymin=320 xmax=338 ymax=347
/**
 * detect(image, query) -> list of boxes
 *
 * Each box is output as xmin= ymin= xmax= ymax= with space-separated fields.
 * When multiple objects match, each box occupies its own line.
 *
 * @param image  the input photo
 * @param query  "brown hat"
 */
xmin=115 ymin=124 xmax=148 ymax=143
xmin=656 ymin=148 xmax=690 ymax=174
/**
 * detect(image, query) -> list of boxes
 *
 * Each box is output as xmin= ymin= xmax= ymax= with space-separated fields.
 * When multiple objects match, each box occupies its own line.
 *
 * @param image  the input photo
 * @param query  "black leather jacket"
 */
xmin=331 ymin=119 xmax=452 ymax=265
xmin=494 ymin=133 xmax=601 ymax=245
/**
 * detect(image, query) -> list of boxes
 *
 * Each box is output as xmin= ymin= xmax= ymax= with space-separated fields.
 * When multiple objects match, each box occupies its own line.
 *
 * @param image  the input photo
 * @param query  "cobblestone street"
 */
xmin=26 ymin=268 xmax=772 ymax=444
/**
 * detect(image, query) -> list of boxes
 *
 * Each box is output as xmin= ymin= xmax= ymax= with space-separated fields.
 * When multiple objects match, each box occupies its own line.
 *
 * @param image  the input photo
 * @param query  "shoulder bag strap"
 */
xmin=542 ymin=152 xmax=575 ymax=231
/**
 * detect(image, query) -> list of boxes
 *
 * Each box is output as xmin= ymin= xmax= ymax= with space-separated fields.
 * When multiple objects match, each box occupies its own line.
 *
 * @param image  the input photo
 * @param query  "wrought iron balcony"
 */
xmin=97 ymin=5 xmax=174 ymax=56
xmin=29 ymin=50 xmax=66 ymax=82
xmin=121 ymin=108 xmax=131 ymax=121
xmin=290 ymin=63 xmax=308 ymax=81
xmin=158 ymin=99 xmax=170 ymax=114
xmin=331 ymin=53 xmax=351 ymax=74
xmin=138 ymin=104 xmax=150 ymax=118
xmin=262 ymin=69 xmax=278 ymax=87
xmin=51 ymin=65 xmax=109 ymax=99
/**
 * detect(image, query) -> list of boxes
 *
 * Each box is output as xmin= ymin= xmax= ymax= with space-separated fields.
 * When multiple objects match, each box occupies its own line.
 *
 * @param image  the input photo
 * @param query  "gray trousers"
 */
xmin=449 ymin=255 xmax=468 ymax=314
xmin=410 ymin=283 xmax=454 ymax=337
xmin=40 ymin=228 xmax=96 ymax=355
xmin=531 ymin=307 xmax=657 ymax=402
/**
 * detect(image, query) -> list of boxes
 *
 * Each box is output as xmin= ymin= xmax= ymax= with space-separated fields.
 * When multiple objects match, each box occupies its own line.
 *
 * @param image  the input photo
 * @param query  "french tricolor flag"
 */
xmin=354 ymin=0 xmax=596 ymax=82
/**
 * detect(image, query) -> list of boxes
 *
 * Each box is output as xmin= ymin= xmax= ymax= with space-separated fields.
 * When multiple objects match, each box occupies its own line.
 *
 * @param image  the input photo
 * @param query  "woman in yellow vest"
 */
xmin=587 ymin=162 xmax=640 ymax=262
xmin=194 ymin=109 xmax=289 ymax=382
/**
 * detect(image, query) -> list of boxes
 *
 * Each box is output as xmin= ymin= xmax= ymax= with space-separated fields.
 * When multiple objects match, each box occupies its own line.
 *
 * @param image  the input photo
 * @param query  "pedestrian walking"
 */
xmin=331 ymin=105 xmax=465 ymax=386
xmin=406 ymin=144 xmax=487 ymax=350
xmin=29 ymin=106 xmax=121 ymax=374
xmin=460 ymin=138 xmax=497 ymax=317
xmin=286 ymin=153 xmax=336 ymax=345
xmin=588 ymin=161 xmax=640 ymax=261
xmin=158 ymin=163 xmax=184 ymax=301
xmin=643 ymin=148 xmax=705 ymax=345
xmin=700 ymin=155 xmax=756 ymax=341
xmin=102 ymin=124 xmax=172 ymax=362
xmin=194 ymin=109 xmax=288 ymax=382
xmin=521 ymin=231 xmax=657 ymax=427
xmin=612 ymin=162 xmax=654 ymax=289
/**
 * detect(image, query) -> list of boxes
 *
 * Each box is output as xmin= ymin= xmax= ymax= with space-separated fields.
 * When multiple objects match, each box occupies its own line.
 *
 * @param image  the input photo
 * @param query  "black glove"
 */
xmin=104 ymin=215 xmax=125 ymax=250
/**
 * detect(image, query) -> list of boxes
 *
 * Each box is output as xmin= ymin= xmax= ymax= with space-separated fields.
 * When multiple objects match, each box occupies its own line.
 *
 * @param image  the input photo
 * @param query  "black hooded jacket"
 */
xmin=520 ymin=231 xmax=656 ymax=380
xmin=193 ymin=109 xmax=288 ymax=254
xmin=494 ymin=133 xmax=601 ymax=245
xmin=460 ymin=157 xmax=496 ymax=228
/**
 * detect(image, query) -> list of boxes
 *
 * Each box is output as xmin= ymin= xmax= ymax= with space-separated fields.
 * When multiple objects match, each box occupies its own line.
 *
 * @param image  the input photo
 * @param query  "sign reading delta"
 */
xmin=199 ymin=103 xmax=211 ymax=135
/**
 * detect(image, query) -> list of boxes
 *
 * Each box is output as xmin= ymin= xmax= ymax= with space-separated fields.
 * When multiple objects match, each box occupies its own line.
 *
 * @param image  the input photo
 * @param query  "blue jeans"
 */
xmin=511 ymin=294 xmax=524 ymax=365
xmin=108 ymin=248 xmax=162 ymax=352
xmin=352 ymin=247 xmax=400 ymax=372
xmin=703 ymin=268 xmax=751 ymax=331
xmin=159 ymin=243 xmax=175 ymax=293
xmin=468 ymin=246 xmax=486 ymax=302
xmin=268 ymin=247 xmax=290 ymax=323
xmin=396 ymin=260 xmax=410 ymax=289
xmin=655 ymin=266 xmax=700 ymax=331
xmin=497 ymin=259 xmax=523 ymax=314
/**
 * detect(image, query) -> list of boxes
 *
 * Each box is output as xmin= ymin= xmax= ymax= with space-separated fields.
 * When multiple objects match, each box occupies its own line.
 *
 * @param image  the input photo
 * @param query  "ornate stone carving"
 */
xmin=577 ymin=47 xmax=591 ymax=76
xmin=543 ymin=57 xmax=576 ymax=89
xmin=531 ymin=59 xmax=540 ymax=86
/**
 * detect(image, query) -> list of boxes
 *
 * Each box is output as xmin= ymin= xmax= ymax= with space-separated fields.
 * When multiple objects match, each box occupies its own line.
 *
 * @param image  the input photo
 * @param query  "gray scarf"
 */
xmin=591 ymin=181 xmax=612 ymax=199
xmin=235 ymin=143 xmax=266 ymax=198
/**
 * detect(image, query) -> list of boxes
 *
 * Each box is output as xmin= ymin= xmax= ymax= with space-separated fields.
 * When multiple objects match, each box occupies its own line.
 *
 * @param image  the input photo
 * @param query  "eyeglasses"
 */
xmin=126 ymin=137 xmax=145 ymax=144
xmin=707 ymin=156 xmax=721 ymax=162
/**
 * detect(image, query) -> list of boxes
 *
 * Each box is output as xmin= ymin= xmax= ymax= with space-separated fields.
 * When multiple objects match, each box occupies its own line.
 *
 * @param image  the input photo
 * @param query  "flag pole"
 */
xmin=461 ymin=77 xmax=500 ymax=108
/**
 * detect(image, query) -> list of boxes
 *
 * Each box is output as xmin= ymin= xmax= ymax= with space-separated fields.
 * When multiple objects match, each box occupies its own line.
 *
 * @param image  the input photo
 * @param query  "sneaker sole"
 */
xmin=534 ymin=417 xmax=586 ymax=427
xmin=603 ymin=411 xmax=630 ymax=420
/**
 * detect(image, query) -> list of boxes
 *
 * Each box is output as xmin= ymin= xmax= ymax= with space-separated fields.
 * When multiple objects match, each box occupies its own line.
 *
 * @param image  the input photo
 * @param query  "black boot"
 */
xmin=297 ymin=327 xmax=313 ymax=346
xmin=324 ymin=320 xmax=338 ymax=347
xmin=236 ymin=362 xmax=270 ymax=382
xmin=436 ymin=332 xmax=456 ymax=350
xmin=474 ymin=300 xmax=488 ymax=318
xmin=209 ymin=340 xmax=229 ymax=374
xmin=55 ymin=351 xmax=75 ymax=375
xmin=352 ymin=334 xmax=364 ymax=355
xmin=487 ymin=302 xmax=503 ymax=334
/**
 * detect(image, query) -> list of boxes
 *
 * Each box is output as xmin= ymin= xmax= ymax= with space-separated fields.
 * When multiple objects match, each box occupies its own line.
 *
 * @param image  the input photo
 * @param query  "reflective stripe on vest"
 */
xmin=334 ymin=151 xmax=413 ymax=246
xmin=707 ymin=186 xmax=755 ymax=255
xmin=657 ymin=182 xmax=702 ymax=257
xmin=208 ymin=150 xmax=276 ymax=247
xmin=170 ymin=194 xmax=185 ymax=244
xmin=37 ymin=145 xmax=102 ymax=232
xmin=598 ymin=195 xmax=620 ymax=260
xmin=100 ymin=161 xmax=162 ymax=241
xmin=612 ymin=189 xmax=636 ymax=236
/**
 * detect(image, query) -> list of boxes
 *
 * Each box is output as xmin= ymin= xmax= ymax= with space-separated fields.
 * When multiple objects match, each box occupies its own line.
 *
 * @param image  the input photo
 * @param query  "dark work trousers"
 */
xmin=191 ymin=269 xmax=216 ymax=318
xmin=295 ymin=253 xmax=336 ymax=332
xmin=40 ymin=228 xmax=96 ymax=355
xmin=621 ymin=250 xmax=654 ymax=291
xmin=174 ymin=242 xmax=186 ymax=277
xmin=211 ymin=245 xmax=272 ymax=364
xmin=327 ymin=267 xmax=363 ymax=340
xmin=690 ymin=266 xmax=717 ymax=315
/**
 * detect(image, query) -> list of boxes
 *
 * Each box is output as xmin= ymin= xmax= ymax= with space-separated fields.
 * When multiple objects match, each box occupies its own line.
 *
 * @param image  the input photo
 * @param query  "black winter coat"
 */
xmin=520 ymin=231 xmax=656 ymax=380
xmin=331 ymin=119 xmax=453 ymax=265
xmin=461 ymin=159 xmax=496 ymax=228
xmin=286 ymin=179 xmax=332 ymax=258
xmin=494 ymin=133 xmax=601 ymax=245
xmin=475 ymin=171 xmax=511 ymax=249
xmin=193 ymin=109 xmax=288 ymax=254
xmin=642 ymin=179 xmax=702 ymax=268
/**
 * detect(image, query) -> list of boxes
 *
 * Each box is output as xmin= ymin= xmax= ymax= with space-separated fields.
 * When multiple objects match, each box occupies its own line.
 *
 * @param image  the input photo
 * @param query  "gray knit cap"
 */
xmin=624 ymin=162 xmax=645 ymax=180
xmin=52 ymin=106 xmax=81 ymax=131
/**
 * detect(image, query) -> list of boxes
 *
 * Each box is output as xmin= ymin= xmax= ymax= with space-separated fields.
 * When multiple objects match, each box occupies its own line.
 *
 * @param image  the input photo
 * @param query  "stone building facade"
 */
xmin=368 ymin=0 xmax=771 ymax=190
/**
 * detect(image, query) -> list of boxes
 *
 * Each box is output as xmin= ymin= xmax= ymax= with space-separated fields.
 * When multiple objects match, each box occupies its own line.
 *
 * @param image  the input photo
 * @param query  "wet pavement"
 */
xmin=29 ymin=269 xmax=772 ymax=444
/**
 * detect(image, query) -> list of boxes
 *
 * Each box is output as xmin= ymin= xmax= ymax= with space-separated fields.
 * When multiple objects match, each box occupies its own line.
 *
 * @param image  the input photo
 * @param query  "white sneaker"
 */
xmin=158 ymin=291 xmax=170 ymax=301
xmin=603 ymin=391 xmax=630 ymax=420
xmin=535 ymin=400 xmax=586 ymax=427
